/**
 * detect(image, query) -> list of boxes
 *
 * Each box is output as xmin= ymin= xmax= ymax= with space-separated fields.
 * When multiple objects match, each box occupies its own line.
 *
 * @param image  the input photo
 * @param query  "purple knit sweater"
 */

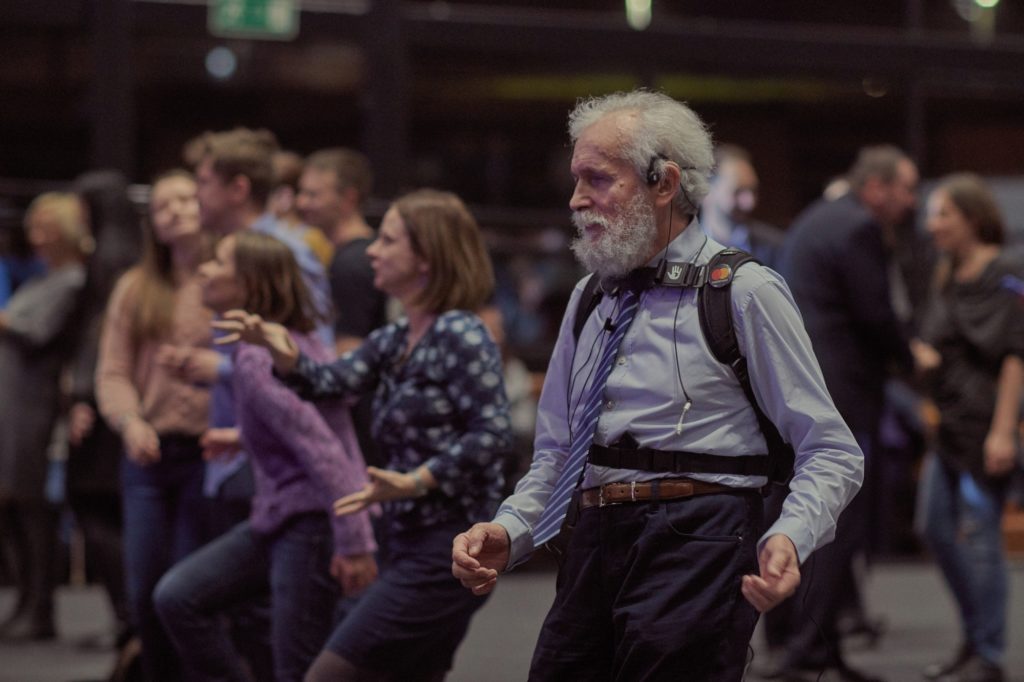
xmin=234 ymin=334 xmax=376 ymax=557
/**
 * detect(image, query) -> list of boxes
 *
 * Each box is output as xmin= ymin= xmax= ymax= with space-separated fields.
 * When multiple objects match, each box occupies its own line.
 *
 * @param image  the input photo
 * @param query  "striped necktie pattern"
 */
xmin=532 ymin=287 xmax=641 ymax=546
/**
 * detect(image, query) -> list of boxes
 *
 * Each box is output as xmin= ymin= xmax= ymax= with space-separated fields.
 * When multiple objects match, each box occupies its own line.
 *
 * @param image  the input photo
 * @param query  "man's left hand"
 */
xmin=741 ymin=533 xmax=800 ymax=613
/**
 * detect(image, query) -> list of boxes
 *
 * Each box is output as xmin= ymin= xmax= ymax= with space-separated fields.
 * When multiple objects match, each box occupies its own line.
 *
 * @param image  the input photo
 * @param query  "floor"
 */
xmin=0 ymin=558 xmax=1021 ymax=682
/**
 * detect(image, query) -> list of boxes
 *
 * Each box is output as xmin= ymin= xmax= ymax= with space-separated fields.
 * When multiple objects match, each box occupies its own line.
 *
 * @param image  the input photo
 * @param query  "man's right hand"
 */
xmin=451 ymin=522 xmax=510 ymax=595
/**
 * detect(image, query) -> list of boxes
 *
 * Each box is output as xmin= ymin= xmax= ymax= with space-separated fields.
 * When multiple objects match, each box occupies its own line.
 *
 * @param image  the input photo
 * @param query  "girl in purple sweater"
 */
xmin=154 ymin=231 xmax=377 ymax=682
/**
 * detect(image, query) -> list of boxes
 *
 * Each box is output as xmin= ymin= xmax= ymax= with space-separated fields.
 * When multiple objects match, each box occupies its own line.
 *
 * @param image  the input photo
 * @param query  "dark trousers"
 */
xmin=0 ymin=500 xmax=59 ymax=633
xmin=68 ymin=491 xmax=128 ymax=630
xmin=121 ymin=436 xmax=206 ymax=682
xmin=529 ymin=490 xmax=763 ymax=682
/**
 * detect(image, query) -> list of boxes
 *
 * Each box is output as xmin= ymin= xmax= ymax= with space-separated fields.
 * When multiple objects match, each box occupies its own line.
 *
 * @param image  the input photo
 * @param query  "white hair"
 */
xmin=568 ymin=90 xmax=714 ymax=215
xmin=570 ymin=191 xmax=658 ymax=278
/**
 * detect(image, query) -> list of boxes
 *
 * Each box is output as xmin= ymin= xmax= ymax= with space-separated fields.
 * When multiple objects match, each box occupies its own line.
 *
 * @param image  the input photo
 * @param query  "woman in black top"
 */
xmin=912 ymin=173 xmax=1023 ymax=682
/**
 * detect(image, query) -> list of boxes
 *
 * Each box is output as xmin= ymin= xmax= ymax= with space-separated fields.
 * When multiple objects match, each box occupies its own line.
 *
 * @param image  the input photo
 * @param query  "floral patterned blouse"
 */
xmin=284 ymin=309 xmax=512 ymax=533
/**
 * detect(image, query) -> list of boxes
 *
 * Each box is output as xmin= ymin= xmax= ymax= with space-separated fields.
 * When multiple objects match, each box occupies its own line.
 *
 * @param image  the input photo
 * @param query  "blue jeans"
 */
xmin=121 ymin=436 xmax=206 ymax=682
xmin=529 ymin=490 xmax=763 ymax=682
xmin=154 ymin=513 xmax=339 ymax=682
xmin=916 ymin=453 xmax=1008 ymax=665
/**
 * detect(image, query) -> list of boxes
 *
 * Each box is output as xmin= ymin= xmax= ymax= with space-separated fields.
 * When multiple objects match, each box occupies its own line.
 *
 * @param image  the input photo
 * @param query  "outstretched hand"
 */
xmin=211 ymin=310 xmax=299 ymax=374
xmin=333 ymin=467 xmax=424 ymax=516
xmin=741 ymin=533 xmax=801 ymax=613
xmin=451 ymin=522 xmax=511 ymax=596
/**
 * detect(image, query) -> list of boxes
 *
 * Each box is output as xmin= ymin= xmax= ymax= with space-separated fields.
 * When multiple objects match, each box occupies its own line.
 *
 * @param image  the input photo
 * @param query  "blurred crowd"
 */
xmin=0 ymin=116 xmax=1021 ymax=682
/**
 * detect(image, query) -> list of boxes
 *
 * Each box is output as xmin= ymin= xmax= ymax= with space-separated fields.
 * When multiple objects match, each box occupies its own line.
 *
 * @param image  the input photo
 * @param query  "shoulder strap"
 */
xmin=572 ymin=274 xmax=604 ymax=343
xmin=698 ymin=248 xmax=794 ymax=485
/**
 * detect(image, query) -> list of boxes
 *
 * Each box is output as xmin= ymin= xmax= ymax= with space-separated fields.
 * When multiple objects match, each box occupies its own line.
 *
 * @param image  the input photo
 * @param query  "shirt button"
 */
xmin=605 ymin=400 xmax=615 ymax=411
xmin=616 ymin=356 xmax=626 ymax=366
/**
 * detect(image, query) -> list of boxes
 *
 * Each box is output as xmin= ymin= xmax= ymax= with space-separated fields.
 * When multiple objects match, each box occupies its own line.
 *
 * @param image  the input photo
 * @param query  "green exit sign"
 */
xmin=209 ymin=0 xmax=300 ymax=41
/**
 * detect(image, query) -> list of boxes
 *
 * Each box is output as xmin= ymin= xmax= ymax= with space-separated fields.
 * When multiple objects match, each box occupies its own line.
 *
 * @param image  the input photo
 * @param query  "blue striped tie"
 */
xmin=532 ymin=287 xmax=641 ymax=546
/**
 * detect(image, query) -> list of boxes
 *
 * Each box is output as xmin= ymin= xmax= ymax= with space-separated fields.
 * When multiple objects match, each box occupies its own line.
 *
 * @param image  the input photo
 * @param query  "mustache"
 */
xmin=571 ymin=211 xmax=609 ymax=233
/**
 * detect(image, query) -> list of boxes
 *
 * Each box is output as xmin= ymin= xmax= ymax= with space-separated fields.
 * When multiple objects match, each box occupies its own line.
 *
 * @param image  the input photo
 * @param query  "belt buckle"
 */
xmin=598 ymin=484 xmax=622 ymax=508
xmin=630 ymin=481 xmax=637 ymax=502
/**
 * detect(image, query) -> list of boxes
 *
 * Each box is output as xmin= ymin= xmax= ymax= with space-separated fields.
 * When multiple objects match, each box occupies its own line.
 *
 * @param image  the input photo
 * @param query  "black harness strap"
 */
xmin=571 ymin=248 xmax=794 ymax=485
xmin=588 ymin=443 xmax=771 ymax=477
xmin=572 ymin=273 xmax=604 ymax=342
xmin=699 ymin=249 xmax=795 ymax=485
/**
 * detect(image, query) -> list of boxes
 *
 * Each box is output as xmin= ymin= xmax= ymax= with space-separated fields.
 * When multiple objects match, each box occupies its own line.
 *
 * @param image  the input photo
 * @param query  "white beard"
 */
xmin=570 ymin=193 xmax=658 ymax=278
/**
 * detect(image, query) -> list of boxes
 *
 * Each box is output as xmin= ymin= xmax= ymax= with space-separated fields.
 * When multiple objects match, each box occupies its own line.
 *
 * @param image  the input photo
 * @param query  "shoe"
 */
xmin=0 ymin=612 xmax=56 ymax=641
xmin=834 ymin=660 xmax=886 ymax=682
xmin=923 ymin=643 xmax=973 ymax=679
xmin=936 ymin=654 xmax=1004 ymax=682
xmin=775 ymin=661 xmax=885 ymax=682
xmin=76 ymin=630 xmax=118 ymax=650
xmin=0 ymin=600 xmax=28 ymax=635
xmin=749 ymin=648 xmax=788 ymax=679
xmin=838 ymin=613 xmax=888 ymax=649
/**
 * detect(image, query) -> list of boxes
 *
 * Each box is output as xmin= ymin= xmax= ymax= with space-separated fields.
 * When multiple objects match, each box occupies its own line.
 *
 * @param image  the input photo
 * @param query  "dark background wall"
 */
xmin=2 ymin=0 xmax=1023 ymax=230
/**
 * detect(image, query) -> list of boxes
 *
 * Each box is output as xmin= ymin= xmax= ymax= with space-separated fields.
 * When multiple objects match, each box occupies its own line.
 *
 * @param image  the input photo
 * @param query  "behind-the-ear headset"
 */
xmin=649 ymin=153 xmax=702 ymax=215
xmin=646 ymin=153 xmax=669 ymax=185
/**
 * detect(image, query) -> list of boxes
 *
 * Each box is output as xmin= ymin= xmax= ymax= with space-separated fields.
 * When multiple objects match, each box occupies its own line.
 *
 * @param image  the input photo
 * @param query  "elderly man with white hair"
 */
xmin=453 ymin=90 xmax=864 ymax=681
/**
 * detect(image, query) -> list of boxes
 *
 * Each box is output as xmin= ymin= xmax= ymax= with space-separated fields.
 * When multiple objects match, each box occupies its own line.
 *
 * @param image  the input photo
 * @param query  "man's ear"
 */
xmin=653 ymin=161 xmax=682 ymax=208
xmin=229 ymin=174 xmax=253 ymax=205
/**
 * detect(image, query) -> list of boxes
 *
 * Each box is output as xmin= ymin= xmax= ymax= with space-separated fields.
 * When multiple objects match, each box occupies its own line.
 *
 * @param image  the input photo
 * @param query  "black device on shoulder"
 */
xmin=571 ymin=247 xmax=795 ymax=488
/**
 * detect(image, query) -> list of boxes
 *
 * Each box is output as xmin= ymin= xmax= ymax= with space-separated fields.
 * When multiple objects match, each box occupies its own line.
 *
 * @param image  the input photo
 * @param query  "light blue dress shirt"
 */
xmin=494 ymin=219 xmax=864 ymax=567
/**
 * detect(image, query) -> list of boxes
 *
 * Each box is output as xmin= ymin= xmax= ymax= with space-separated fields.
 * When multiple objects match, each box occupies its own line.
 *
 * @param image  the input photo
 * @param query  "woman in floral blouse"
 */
xmin=219 ymin=189 xmax=512 ymax=681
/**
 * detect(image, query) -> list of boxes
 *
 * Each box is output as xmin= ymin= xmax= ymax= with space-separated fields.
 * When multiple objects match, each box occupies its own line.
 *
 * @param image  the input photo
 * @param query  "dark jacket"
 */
xmin=779 ymin=193 xmax=913 ymax=437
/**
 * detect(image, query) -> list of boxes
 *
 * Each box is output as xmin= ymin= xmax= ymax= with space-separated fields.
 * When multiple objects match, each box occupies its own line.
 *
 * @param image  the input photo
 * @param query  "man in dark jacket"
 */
xmin=769 ymin=145 xmax=919 ymax=681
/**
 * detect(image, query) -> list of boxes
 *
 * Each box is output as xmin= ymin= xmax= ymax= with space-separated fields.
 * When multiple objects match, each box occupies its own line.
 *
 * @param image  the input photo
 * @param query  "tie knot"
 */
xmin=602 ymin=267 xmax=657 ymax=296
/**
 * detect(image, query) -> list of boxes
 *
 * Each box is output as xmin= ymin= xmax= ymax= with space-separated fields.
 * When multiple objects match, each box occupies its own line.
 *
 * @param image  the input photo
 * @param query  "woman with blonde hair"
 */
xmin=220 ymin=189 xmax=511 ymax=681
xmin=913 ymin=173 xmax=1023 ymax=682
xmin=95 ymin=169 xmax=212 ymax=681
xmin=0 ymin=192 xmax=92 ymax=640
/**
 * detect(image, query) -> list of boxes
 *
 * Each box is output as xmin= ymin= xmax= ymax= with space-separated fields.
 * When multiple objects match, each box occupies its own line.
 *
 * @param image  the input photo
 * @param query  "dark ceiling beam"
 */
xmin=52 ymin=2 xmax=1024 ymax=95
xmin=0 ymin=0 xmax=87 ymax=27
xmin=12 ymin=1 xmax=1024 ymax=86
xmin=399 ymin=3 xmax=1024 ymax=90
